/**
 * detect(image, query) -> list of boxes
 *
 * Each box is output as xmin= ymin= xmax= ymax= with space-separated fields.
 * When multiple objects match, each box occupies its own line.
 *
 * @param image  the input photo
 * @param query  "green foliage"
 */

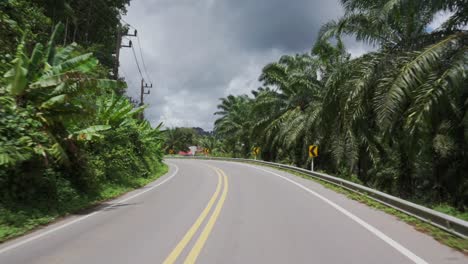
xmin=164 ymin=127 xmax=200 ymax=153
xmin=198 ymin=135 xmax=227 ymax=156
xmin=1 ymin=0 xmax=131 ymax=76
xmin=0 ymin=0 xmax=52 ymax=77
xmin=214 ymin=95 xmax=253 ymax=157
xmin=432 ymin=204 xmax=468 ymax=222
xmin=0 ymin=98 xmax=49 ymax=166
xmin=95 ymin=94 xmax=144 ymax=127
xmin=27 ymin=0 xmax=130 ymax=69
xmin=73 ymin=125 xmax=111 ymax=141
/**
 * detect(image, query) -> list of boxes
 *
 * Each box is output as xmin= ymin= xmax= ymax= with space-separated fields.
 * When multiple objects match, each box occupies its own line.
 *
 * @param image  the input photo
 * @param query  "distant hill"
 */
xmin=191 ymin=127 xmax=213 ymax=136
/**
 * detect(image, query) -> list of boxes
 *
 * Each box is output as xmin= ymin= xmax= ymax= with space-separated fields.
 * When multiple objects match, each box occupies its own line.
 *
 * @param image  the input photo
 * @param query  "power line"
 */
xmin=121 ymin=19 xmax=153 ymax=85
xmin=120 ymin=67 xmax=141 ymax=106
xmin=127 ymin=37 xmax=144 ymax=80
xmin=120 ymin=19 xmax=154 ymax=114
xmin=137 ymin=35 xmax=153 ymax=84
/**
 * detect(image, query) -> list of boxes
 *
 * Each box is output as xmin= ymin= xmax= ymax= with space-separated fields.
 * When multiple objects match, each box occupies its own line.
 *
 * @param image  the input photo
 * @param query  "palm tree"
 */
xmin=198 ymin=136 xmax=226 ymax=156
xmin=163 ymin=127 xmax=199 ymax=153
xmin=251 ymin=54 xmax=324 ymax=162
xmin=319 ymin=0 xmax=468 ymax=198
xmin=214 ymin=95 xmax=253 ymax=157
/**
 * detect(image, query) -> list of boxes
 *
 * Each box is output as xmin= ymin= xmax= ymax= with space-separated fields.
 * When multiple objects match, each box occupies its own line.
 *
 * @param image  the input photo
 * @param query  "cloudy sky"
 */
xmin=119 ymin=0 xmax=374 ymax=130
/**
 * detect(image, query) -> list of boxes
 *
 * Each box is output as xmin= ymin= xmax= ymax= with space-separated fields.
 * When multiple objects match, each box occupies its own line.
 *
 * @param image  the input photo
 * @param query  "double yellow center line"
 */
xmin=163 ymin=166 xmax=229 ymax=264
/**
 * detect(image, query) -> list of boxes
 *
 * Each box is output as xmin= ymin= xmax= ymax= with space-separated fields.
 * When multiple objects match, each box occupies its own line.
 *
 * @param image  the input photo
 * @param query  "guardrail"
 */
xmin=168 ymin=156 xmax=468 ymax=238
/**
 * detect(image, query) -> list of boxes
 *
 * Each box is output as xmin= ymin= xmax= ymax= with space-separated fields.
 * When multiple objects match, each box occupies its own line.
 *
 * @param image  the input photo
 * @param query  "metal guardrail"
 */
xmin=168 ymin=156 xmax=468 ymax=238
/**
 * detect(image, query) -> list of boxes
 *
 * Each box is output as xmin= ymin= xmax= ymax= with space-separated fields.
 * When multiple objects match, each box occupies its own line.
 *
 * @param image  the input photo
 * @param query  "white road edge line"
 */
xmin=233 ymin=162 xmax=429 ymax=264
xmin=0 ymin=162 xmax=179 ymax=255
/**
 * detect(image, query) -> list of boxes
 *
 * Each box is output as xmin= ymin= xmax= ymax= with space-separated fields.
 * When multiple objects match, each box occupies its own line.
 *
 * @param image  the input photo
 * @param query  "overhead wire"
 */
xmin=120 ymin=19 xmax=153 ymax=84
xmin=77 ymin=0 xmax=151 ymax=100
xmin=127 ymin=37 xmax=145 ymax=80
xmin=137 ymin=35 xmax=153 ymax=84
xmin=120 ymin=67 xmax=140 ymax=104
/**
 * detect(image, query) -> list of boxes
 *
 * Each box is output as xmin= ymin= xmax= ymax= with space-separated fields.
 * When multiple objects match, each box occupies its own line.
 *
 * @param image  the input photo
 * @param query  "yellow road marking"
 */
xmin=184 ymin=169 xmax=229 ymax=264
xmin=163 ymin=170 xmax=223 ymax=264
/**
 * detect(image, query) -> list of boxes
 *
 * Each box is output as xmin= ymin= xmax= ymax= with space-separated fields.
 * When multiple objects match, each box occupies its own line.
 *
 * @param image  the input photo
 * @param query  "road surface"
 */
xmin=0 ymin=159 xmax=466 ymax=264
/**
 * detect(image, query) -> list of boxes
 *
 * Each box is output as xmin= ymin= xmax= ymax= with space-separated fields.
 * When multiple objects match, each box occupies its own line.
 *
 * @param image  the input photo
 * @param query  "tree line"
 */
xmin=1 ymin=0 xmax=129 ymax=71
xmin=213 ymin=0 xmax=468 ymax=210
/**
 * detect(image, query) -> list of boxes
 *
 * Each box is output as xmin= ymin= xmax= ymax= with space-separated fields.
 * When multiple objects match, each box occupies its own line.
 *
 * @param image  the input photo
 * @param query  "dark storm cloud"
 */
xmin=120 ymin=0 xmax=369 ymax=130
xmin=212 ymin=0 xmax=341 ymax=51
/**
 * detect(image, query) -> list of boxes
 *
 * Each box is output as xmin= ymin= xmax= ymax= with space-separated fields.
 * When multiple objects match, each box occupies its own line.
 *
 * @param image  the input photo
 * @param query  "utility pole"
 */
xmin=140 ymin=80 xmax=152 ymax=106
xmin=113 ymin=28 xmax=137 ymax=80
xmin=139 ymin=79 xmax=152 ymax=119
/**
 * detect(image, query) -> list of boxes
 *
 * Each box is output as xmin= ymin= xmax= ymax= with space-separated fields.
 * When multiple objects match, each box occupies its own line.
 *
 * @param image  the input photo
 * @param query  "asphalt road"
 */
xmin=0 ymin=159 xmax=466 ymax=264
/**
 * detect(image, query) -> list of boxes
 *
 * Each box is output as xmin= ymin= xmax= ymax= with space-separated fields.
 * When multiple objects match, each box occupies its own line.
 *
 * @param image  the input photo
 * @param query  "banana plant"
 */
xmin=95 ymin=93 xmax=145 ymax=128
xmin=1 ymin=23 xmax=125 ymax=165
xmin=4 ymin=23 xmax=125 ymax=113
xmin=71 ymin=125 xmax=111 ymax=141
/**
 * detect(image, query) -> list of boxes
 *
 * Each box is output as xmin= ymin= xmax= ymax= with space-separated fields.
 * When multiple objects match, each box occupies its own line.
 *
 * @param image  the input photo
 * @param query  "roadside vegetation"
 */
xmin=207 ymin=0 xmax=468 ymax=216
xmin=0 ymin=0 xmax=166 ymax=242
xmin=163 ymin=127 xmax=232 ymax=157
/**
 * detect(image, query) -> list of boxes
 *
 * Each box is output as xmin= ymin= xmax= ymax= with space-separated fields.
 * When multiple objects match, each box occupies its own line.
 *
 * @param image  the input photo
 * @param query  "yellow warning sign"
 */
xmin=308 ymin=145 xmax=318 ymax=158
xmin=253 ymin=147 xmax=260 ymax=156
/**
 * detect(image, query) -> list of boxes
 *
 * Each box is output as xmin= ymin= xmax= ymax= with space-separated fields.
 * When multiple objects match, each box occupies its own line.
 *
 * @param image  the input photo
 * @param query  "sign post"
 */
xmin=204 ymin=148 xmax=210 ymax=157
xmin=308 ymin=145 xmax=318 ymax=171
xmin=253 ymin=147 xmax=260 ymax=160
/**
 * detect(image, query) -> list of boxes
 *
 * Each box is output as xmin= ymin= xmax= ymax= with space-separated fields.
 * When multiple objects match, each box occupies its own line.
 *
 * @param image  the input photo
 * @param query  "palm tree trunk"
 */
xmin=357 ymin=145 xmax=370 ymax=184
xmin=398 ymin=143 xmax=413 ymax=198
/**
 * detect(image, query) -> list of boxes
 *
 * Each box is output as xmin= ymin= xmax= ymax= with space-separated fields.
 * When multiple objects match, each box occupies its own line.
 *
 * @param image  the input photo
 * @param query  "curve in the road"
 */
xmin=1 ymin=159 xmax=465 ymax=264
xmin=185 ymin=167 xmax=229 ymax=264
xmin=235 ymin=162 xmax=429 ymax=264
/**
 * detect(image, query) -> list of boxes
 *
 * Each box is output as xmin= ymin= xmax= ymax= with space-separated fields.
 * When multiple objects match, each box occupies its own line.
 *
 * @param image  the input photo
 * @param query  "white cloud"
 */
xmin=427 ymin=11 xmax=452 ymax=31
xmin=347 ymin=42 xmax=377 ymax=58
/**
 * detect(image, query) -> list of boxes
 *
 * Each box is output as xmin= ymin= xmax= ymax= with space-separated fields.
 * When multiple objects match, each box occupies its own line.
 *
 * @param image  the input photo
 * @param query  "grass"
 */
xmin=246 ymin=161 xmax=468 ymax=253
xmin=0 ymin=162 xmax=169 ymax=243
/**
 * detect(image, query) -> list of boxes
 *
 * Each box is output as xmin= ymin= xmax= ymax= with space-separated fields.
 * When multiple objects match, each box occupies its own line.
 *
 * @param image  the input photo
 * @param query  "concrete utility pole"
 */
xmin=139 ymin=79 xmax=152 ymax=119
xmin=139 ymin=80 xmax=152 ymax=106
xmin=113 ymin=28 xmax=137 ymax=80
